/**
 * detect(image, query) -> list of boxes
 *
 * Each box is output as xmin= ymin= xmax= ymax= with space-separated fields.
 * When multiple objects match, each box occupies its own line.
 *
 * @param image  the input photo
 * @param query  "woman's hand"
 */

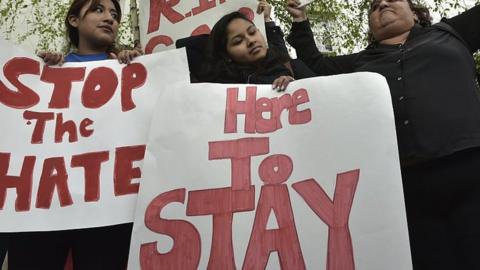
xmin=110 ymin=47 xmax=143 ymax=64
xmin=272 ymin=75 xmax=294 ymax=92
xmin=257 ymin=0 xmax=272 ymax=22
xmin=286 ymin=0 xmax=307 ymax=22
xmin=38 ymin=51 xmax=64 ymax=66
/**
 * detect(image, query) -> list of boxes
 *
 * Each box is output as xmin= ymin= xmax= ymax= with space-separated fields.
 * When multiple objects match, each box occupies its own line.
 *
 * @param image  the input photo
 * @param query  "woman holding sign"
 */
xmin=286 ymin=0 xmax=480 ymax=269
xmin=8 ymin=0 xmax=140 ymax=269
xmin=195 ymin=0 xmax=315 ymax=90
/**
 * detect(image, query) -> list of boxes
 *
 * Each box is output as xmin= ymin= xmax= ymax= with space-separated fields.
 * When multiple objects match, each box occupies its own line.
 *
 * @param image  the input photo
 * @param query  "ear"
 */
xmin=411 ymin=9 xmax=419 ymax=22
xmin=68 ymin=15 xmax=79 ymax=28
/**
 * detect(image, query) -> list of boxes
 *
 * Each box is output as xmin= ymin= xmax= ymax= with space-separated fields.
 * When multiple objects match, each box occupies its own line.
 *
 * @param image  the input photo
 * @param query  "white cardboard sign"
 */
xmin=128 ymin=73 xmax=412 ymax=269
xmin=139 ymin=0 xmax=266 ymax=53
xmin=0 ymin=38 xmax=189 ymax=231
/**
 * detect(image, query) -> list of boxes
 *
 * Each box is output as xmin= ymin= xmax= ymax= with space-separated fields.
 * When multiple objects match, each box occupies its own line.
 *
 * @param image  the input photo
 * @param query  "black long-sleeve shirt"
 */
xmin=177 ymin=21 xmax=315 ymax=84
xmin=287 ymin=5 xmax=480 ymax=163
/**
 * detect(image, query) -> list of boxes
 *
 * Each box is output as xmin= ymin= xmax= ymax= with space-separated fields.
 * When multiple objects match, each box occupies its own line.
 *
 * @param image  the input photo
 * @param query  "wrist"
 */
xmin=293 ymin=15 xmax=307 ymax=22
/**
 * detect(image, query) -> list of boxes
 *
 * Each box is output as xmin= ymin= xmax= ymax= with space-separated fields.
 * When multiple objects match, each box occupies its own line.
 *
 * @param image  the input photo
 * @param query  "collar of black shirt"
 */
xmin=367 ymin=23 xmax=426 ymax=49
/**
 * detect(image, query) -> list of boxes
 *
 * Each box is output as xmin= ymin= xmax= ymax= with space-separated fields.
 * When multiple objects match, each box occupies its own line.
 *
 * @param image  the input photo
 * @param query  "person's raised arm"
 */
xmin=257 ymin=0 xmax=273 ymax=22
xmin=257 ymin=0 xmax=290 ymax=56
xmin=287 ymin=0 xmax=308 ymax=22
xmin=443 ymin=4 xmax=480 ymax=53
xmin=286 ymin=0 xmax=356 ymax=75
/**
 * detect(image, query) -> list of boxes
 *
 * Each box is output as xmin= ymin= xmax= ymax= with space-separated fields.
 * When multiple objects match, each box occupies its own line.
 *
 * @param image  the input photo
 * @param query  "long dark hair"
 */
xmin=199 ymin=11 xmax=291 ymax=83
xmin=367 ymin=0 xmax=432 ymax=43
xmin=65 ymin=0 xmax=122 ymax=52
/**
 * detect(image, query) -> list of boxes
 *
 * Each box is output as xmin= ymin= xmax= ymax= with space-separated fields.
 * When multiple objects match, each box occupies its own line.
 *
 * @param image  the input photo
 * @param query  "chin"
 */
xmin=98 ymin=38 xmax=115 ymax=47
xmin=257 ymin=51 xmax=267 ymax=60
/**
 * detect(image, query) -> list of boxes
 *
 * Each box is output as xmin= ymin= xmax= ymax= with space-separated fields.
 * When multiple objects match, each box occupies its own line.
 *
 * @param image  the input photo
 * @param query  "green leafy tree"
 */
xmin=271 ymin=0 xmax=371 ymax=53
xmin=0 ymin=0 xmax=478 ymax=71
xmin=270 ymin=0 xmax=479 ymax=71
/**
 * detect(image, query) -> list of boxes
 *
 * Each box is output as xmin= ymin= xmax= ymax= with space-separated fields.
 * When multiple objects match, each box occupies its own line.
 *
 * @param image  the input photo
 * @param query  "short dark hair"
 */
xmin=65 ymin=0 xmax=122 ymax=50
xmin=406 ymin=0 xmax=432 ymax=27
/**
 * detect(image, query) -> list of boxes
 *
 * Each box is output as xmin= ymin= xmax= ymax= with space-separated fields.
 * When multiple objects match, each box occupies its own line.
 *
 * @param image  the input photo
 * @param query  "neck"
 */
xmin=76 ymin=41 xmax=109 ymax=55
xmin=379 ymin=31 xmax=411 ymax=45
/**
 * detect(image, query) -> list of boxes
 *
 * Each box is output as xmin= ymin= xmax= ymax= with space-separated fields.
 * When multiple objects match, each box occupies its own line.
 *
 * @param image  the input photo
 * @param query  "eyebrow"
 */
xmin=94 ymin=3 xmax=118 ymax=13
xmin=229 ymin=33 xmax=243 ymax=44
xmin=229 ymin=24 xmax=255 ymax=41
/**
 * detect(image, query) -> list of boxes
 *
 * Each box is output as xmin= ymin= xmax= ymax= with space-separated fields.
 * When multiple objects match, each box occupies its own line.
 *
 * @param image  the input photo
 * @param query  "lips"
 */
xmin=380 ymin=8 xmax=395 ymax=15
xmin=98 ymin=25 xmax=113 ymax=33
xmin=249 ymin=45 xmax=263 ymax=55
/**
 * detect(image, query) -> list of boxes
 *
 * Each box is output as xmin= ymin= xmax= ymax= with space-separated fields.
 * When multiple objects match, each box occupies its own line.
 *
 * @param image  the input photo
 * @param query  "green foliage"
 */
xmin=269 ymin=0 xmax=479 ymax=71
xmin=430 ymin=0 xmax=480 ymax=17
xmin=0 ymin=0 xmax=29 ymax=39
xmin=271 ymin=0 xmax=371 ymax=53
xmin=118 ymin=11 xmax=135 ymax=49
xmin=0 ymin=0 xmax=478 ymax=72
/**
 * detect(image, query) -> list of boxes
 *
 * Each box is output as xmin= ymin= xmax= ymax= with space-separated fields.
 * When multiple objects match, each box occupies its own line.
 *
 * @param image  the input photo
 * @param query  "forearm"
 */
xmin=266 ymin=21 xmax=289 ymax=56
xmin=287 ymin=20 xmax=356 ymax=75
xmin=287 ymin=20 xmax=336 ymax=74
xmin=444 ymin=4 xmax=480 ymax=53
xmin=287 ymin=20 xmax=321 ymax=65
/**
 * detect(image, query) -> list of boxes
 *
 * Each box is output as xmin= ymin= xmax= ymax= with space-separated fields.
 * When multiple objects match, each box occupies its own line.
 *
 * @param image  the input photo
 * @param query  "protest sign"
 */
xmin=139 ymin=0 xmax=266 ymax=53
xmin=128 ymin=73 xmax=412 ymax=269
xmin=0 ymin=38 xmax=189 ymax=231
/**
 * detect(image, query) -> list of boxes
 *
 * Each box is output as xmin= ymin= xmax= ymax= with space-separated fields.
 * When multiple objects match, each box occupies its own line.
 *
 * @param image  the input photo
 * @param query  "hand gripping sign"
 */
xmin=0 ymin=38 xmax=189 ymax=231
xmin=128 ymin=74 xmax=413 ymax=270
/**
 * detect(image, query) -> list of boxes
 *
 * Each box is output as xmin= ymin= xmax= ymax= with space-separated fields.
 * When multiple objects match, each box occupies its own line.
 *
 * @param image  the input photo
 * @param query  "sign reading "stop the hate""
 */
xmin=0 ymin=38 xmax=189 ymax=231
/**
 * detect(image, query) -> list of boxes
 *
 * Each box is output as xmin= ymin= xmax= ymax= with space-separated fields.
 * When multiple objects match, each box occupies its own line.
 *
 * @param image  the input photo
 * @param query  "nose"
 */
xmin=378 ymin=0 xmax=390 ymax=10
xmin=103 ymin=12 xmax=115 ymax=24
xmin=245 ymin=35 xmax=256 ymax=47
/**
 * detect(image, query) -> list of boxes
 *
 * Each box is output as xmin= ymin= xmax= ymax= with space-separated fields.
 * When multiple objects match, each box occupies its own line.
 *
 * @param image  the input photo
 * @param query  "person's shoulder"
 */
xmin=64 ymin=53 xmax=77 ymax=62
xmin=64 ymin=52 xmax=109 ymax=63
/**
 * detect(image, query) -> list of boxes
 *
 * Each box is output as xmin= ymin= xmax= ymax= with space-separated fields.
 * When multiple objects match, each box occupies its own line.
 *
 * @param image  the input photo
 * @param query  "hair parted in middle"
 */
xmin=199 ymin=11 xmax=291 ymax=83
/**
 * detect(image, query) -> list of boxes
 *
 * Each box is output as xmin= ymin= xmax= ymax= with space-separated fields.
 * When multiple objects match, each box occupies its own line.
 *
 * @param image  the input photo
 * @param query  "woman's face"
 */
xmin=70 ymin=0 xmax=120 ymax=50
xmin=225 ymin=18 xmax=268 ymax=65
xmin=368 ymin=0 xmax=417 ymax=42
